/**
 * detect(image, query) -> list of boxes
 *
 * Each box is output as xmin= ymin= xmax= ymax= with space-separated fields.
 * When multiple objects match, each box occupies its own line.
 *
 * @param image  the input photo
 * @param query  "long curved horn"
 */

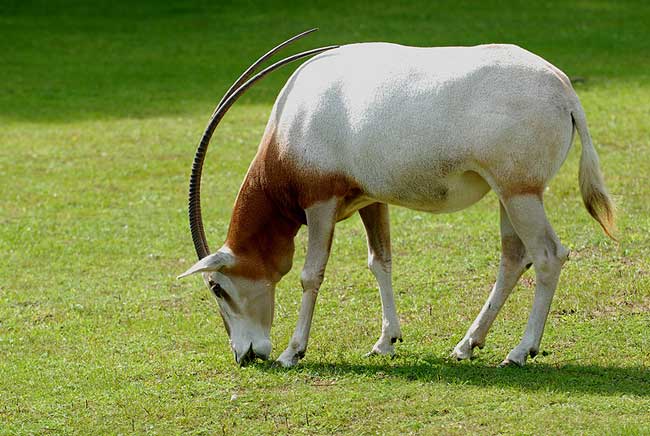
xmin=188 ymin=34 xmax=339 ymax=259
xmin=213 ymin=28 xmax=319 ymax=115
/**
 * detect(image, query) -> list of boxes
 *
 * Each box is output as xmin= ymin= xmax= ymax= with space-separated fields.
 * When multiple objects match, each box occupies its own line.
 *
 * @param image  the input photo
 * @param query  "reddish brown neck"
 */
xmin=224 ymin=161 xmax=300 ymax=283
xmin=223 ymin=128 xmax=363 ymax=281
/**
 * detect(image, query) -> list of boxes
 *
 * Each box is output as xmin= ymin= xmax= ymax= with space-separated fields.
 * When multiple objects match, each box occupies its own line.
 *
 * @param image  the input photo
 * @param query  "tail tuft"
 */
xmin=581 ymin=180 xmax=617 ymax=240
xmin=573 ymin=108 xmax=617 ymax=241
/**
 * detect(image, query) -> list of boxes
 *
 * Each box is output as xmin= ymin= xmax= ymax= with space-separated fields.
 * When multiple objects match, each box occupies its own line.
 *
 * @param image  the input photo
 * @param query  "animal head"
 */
xmin=178 ymin=249 xmax=276 ymax=365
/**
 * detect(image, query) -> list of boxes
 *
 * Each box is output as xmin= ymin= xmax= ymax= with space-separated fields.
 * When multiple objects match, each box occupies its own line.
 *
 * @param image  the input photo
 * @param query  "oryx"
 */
xmin=178 ymin=29 xmax=615 ymax=367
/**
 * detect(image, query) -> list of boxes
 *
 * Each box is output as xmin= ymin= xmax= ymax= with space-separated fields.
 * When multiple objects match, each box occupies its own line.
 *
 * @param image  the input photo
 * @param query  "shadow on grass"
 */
xmin=257 ymin=355 xmax=650 ymax=397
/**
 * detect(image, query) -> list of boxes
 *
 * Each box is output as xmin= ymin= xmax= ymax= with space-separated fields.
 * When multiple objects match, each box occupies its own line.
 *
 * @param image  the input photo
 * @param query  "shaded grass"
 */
xmin=1 ymin=0 xmax=649 ymax=122
xmin=2 ymin=0 xmax=650 ymax=435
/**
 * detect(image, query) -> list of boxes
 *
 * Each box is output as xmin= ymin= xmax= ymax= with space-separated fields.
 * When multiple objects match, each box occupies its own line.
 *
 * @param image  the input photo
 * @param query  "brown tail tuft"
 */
xmin=582 ymin=185 xmax=617 ymax=241
xmin=573 ymin=107 xmax=617 ymax=241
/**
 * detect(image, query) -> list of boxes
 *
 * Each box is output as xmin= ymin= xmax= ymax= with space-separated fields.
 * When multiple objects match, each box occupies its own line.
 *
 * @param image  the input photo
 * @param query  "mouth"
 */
xmin=235 ymin=344 xmax=269 ymax=366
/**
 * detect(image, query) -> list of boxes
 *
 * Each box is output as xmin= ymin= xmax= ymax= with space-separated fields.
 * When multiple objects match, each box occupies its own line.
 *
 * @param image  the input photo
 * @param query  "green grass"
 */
xmin=1 ymin=0 xmax=649 ymax=434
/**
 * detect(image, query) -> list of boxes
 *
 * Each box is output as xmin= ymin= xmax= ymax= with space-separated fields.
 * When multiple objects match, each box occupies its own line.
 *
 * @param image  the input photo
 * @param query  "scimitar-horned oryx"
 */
xmin=178 ymin=29 xmax=615 ymax=367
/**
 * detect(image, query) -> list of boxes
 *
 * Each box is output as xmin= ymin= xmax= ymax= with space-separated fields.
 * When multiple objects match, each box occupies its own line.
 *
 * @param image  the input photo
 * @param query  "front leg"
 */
xmin=276 ymin=198 xmax=338 ymax=368
xmin=359 ymin=203 xmax=402 ymax=357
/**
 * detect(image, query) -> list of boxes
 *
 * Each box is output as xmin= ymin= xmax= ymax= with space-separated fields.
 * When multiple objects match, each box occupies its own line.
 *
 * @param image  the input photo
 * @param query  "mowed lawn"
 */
xmin=1 ymin=1 xmax=649 ymax=434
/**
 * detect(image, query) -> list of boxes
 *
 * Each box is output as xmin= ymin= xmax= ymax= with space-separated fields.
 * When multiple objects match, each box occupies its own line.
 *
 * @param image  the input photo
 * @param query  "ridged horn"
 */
xmin=187 ymin=30 xmax=338 ymax=259
xmin=213 ymin=28 xmax=319 ymax=116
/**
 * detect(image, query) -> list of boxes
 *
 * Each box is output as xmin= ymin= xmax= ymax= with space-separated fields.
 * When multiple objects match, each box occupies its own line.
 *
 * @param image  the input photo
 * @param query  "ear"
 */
xmin=177 ymin=250 xmax=235 ymax=279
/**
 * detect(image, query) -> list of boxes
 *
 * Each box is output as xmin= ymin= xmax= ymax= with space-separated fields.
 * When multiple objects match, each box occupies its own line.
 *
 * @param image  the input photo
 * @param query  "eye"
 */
xmin=208 ymin=280 xmax=225 ymax=298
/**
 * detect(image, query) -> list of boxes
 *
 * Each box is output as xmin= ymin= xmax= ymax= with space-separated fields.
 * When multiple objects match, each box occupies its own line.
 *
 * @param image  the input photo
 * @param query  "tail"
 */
xmin=572 ymin=102 xmax=617 ymax=240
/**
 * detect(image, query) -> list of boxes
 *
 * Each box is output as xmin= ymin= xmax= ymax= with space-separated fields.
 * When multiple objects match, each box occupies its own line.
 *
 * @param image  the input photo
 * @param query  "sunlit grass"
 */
xmin=1 ymin=0 xmax=649 ymax=434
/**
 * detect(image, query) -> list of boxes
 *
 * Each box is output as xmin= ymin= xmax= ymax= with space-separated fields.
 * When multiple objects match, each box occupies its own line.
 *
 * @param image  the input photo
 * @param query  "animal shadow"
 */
xmin=258 ymin=354 xmax=650 ymax=397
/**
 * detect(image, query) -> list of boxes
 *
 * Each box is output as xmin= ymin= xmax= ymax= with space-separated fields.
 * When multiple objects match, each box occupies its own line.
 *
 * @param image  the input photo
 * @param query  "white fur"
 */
xmin=210 ymin=271 xmax=275 ymax=364
xmin=272 ymin=43 xmax=575 ymax=207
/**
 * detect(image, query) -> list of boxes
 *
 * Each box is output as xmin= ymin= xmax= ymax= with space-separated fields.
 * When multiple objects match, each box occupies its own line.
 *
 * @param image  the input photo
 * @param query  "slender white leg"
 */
xmin=359 ymin=203 xmax=402 ymax=356
xmin=452 ymin=203 xmax=531 ymax=360
xmin=276 ymin=198 xmax=338 ymax=368
xmin=500 ymin=194 xmax=569 ymax=366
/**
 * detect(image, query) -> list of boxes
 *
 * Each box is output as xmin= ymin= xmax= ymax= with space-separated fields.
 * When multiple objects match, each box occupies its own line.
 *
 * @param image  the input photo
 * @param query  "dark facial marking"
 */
xmin=208 ymin=279 xmax=240 ymax=314
xmin=209 ymin=280 xmax=225 ymax=298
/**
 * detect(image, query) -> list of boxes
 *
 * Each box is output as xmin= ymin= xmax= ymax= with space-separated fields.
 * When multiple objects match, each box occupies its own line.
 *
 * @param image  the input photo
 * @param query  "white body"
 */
xmin=274 ymin=43 xmax=573 ymax=213
xmin=181 ymin=42 xmax=614 ymax=367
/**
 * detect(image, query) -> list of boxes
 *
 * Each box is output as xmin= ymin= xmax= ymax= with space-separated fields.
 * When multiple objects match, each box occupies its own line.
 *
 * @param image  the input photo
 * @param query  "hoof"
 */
xmin=502 ymin=344 xmax=539 ymax=367
xmin=276 ymin=349 xmax=304 ymax=368
xmin=367 ymin=335 xmax=401 ymax=357
xmin=451 ymin=338 xmax=478 ymax=361
xmin=498 ymin=358 xmax=524 ymax=368
xmin=450 ymin=347 xmax=472 ymax=361
xmin=365 ymin=344 xmax=395 ymax=358
xmin=275 ymin=356 xmax=299 ymax=368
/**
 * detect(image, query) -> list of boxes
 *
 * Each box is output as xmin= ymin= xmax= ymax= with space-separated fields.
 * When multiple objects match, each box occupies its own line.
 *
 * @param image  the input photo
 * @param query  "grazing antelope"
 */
xmin=178 ymin=29 xmax=615 ymax=367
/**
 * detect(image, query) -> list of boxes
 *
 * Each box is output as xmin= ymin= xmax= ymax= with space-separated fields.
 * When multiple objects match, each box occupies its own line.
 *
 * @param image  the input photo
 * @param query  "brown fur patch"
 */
xmin=222 ymin=125 xmax=364 ymax=282
xmin=359 ymin=203 xmax=392 ymax=269
xmin=255 ymin=136 xmax=364 ymax=219
xmin=502 ymin=184 xmax=544 ymax=199
xmin=222 ymin=172 xmax=298 ymax=282
xmin=501 ymin=233 xmax=526 ymax=264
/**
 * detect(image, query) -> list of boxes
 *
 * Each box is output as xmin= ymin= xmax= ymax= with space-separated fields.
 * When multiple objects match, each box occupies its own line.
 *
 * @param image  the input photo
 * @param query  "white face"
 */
xmin=203 ymin=271 xmax=275 ymax=365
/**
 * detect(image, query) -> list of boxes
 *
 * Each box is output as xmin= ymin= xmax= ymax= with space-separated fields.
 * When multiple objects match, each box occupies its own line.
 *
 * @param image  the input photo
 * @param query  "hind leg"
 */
xmin=452 ymin=202 xmax=532 ymax=360
xmin=359 ymin=203 xmax=402 ymax=356
xmin=500 ymin=194 xmax=570 ymax=366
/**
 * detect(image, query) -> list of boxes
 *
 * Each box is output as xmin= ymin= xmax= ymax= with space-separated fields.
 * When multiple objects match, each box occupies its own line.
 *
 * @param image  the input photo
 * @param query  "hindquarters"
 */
xmin=471 ymin=94 xmax=576 ymax=201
